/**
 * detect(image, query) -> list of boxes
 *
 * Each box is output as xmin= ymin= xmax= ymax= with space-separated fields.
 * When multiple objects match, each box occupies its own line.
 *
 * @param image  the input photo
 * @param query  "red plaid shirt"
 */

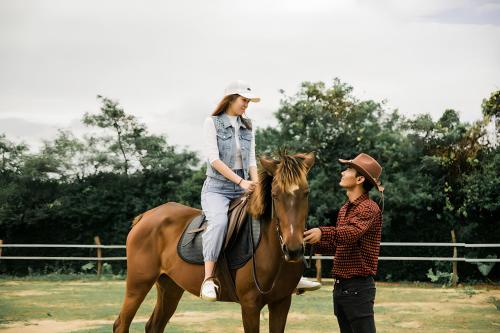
xmin=315 ymin=193 xmax=382 ymax=279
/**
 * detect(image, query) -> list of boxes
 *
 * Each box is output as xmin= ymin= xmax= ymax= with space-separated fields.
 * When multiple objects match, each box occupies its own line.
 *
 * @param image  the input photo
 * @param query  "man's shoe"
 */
xmin=296 ymin=277 xmax=321 ymax=292
xmin=200 ymin=278 xmax=218 ymax=302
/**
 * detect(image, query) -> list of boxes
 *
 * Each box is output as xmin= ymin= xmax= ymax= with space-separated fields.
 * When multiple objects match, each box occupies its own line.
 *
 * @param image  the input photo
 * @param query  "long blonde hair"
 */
xmin=212 ymin=94 xmax=252 ymax=130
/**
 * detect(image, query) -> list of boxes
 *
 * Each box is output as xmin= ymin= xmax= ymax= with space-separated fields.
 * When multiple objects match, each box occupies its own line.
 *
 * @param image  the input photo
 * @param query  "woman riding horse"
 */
xmin=199 ymin=80 xmax=260 ymax=301
xmin=200 ymin=81 xmax=320 ymax=300
xmin=112 ymin=81 xmax=318 ymax=333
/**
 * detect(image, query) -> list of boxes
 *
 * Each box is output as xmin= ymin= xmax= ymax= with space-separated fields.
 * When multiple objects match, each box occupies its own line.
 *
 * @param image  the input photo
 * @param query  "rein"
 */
xmin=250 ymin=197 xmax=284 ymax=294
xmin=303 ymin=244 xmax=314 ymax=269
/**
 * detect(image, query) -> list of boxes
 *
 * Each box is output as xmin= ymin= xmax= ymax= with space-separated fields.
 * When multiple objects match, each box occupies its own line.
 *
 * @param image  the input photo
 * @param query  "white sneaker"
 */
xmin=200 ymin=279 xmax=218 ymax=302
xmin=296 ymin=277 xmax=321 ymax=292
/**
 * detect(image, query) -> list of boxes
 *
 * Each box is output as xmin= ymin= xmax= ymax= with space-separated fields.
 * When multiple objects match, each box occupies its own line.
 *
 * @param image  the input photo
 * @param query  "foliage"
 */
xmin=426 ymin=268 xmax=455 ymax=287
xmin=475 ymin=255 xmax=497 ymax=277
xmin=0 ymin=95 xmax=201 ymax=275
xmin=258 ymin=79 xmax=499 ymax=281
xmin=81 ymin=262 xmax=95 ymax=272
xmin=1 ymin=83 xmax=499 ymax=281
xmin=482 ymin=90 xmax=500 ymax=145
xmin=482 ymin=90 xmax=500 ymax=118
xmin=487 ymin=296 xmax=500 ymax=311
xmin=462 ymin=286 xmax=477 ymax=298
xmin=0 ymin=134 xmax=29 ymax=174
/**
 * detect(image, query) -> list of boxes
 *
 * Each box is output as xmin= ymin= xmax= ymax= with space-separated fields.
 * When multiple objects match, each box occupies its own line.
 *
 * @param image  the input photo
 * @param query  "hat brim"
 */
xmin=239 ymin=93 xmax=261 ymax=103
xmin=339 ymin=159 xmax=384 ymax=192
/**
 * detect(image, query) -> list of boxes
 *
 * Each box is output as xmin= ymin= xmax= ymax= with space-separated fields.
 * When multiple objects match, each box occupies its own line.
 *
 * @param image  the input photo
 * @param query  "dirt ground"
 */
xmin=0 ymin=280 xmax=499 ymax=332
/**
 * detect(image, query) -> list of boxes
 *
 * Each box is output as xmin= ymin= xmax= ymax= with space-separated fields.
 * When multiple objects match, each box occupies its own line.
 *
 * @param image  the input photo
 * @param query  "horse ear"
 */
xmin=259 ymin=157 xmax=279 ymax=176
xmin=296 ymin=152 xmax=315 ymax=172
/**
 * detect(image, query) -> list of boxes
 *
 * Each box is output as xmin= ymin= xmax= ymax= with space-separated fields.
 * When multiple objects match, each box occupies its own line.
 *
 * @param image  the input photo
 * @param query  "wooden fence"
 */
xmin=1 ymin=238 xmax=499 ymax=279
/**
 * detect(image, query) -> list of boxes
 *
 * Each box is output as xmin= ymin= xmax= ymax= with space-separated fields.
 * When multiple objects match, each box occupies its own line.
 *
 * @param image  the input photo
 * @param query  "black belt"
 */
xmin=334 ymin=276 xmax=374 ymax=284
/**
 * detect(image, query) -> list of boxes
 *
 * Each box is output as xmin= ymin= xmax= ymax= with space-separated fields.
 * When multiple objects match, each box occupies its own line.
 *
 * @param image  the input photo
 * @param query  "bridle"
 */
xmin=272 ymin=197 xmax=286 ymax=254
xmin=250 ymin=195 xmax=311 ymax=294
xmin=271 ymin=195 xmax=313 ymax=268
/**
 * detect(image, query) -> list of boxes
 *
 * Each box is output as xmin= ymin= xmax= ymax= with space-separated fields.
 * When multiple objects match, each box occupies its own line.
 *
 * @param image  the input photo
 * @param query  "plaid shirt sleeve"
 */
xmin=314 ymin=226 xmax=336 ymax=255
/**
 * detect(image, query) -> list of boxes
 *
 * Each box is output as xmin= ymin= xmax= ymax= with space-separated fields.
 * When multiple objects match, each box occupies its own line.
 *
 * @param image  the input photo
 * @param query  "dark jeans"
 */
xmin=333 ymin=276 xmax=376 ymax=333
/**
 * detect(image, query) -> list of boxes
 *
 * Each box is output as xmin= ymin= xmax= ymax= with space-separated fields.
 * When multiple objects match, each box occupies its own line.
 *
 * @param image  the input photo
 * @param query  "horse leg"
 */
xmin=113 ymin=273 xmax=157 ymax=333
xmin=268 ymin=295 xmax=292 ymax=333
xmin=145 ymin=274 xmax=184 ymax=333
xmin=241 ymin=303 xmax=263 ymax=333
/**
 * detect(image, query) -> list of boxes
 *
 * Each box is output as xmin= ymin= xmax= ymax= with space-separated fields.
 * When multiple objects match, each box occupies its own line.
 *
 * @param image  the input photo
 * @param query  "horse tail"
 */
xmin=131 ymin=213 xmax=144 ymax=228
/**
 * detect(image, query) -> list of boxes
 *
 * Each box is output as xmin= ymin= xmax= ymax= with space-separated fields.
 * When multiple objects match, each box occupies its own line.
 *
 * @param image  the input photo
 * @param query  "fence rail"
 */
xmin=0 ymin=244 xmax=126 ymax=249
xmin=1 ymin=242 xmax=499 ymax=262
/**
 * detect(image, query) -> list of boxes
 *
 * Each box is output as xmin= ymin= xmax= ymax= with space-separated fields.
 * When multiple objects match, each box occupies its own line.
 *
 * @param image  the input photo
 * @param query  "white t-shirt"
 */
xmin=203 ymin=115 xmax=257 ymax=169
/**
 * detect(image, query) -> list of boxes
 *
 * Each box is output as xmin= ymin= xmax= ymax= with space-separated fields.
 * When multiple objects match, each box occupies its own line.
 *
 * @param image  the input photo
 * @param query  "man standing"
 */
xmin=304 ymin=153 xmax=384 ymax=333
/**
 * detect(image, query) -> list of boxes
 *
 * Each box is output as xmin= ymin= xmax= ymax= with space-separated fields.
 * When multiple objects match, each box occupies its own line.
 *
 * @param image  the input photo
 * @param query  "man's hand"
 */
xmin=304 ymin=228 xmax=322 ymax=244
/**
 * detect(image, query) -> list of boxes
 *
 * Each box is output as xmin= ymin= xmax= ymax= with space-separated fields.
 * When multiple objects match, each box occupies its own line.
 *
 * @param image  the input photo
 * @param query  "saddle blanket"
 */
xmin=177 ymin=214 xmax=261 ymax=270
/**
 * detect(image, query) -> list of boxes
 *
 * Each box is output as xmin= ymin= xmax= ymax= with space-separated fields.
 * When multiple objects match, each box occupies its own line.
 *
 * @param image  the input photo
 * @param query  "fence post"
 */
xmin=0 ymin=239 xmax=3 ymax=259
xmin=451 ymin=229 xmax=458 ymax=286
xmin=94 ymin=236 xmax=102 ymax=277
xmin=315 ymin=253 xmax=322 ymax=283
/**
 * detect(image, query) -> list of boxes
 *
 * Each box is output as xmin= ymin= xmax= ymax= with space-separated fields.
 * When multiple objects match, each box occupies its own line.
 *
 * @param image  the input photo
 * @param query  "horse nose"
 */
xmin=282 ymin=244 xmax=304 ymax=262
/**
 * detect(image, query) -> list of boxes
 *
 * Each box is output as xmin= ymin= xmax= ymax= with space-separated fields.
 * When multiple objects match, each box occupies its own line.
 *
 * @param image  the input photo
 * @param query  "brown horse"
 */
xmin=113 ymin=152 xmax=315 ymax=333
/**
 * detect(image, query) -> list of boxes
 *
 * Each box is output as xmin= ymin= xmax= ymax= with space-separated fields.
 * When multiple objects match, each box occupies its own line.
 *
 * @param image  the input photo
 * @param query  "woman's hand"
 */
xmin=304 ymin=228 xmax=322 ymax=244
xmin=239 ymin=179 xmax=257 ymax=193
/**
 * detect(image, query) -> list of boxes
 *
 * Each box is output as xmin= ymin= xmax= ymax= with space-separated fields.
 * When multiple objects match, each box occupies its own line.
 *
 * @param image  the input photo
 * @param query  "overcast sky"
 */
xmin=1 ymin=0 xmax=499 ymax=154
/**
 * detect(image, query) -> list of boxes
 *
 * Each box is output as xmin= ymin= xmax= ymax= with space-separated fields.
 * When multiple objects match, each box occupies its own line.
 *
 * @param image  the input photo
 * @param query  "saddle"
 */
xmin=177 ymin=194 xmax=261 ymax=301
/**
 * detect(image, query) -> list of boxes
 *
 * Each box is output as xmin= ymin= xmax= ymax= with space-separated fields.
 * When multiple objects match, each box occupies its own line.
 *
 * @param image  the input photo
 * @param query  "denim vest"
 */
xmin=206 ymin=113 xmax=253 ymax=181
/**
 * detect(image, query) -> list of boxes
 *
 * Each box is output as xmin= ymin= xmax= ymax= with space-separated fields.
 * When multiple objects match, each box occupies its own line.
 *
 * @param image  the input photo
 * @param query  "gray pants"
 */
xmin=201 ymin=171 xmax=245 ymax=262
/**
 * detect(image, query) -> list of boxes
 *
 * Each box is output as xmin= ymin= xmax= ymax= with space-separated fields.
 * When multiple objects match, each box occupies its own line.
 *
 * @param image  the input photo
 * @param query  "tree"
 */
xmin=39 ymin=130 xmax=86 ymax=180
xmin=406 ymin=109 xmax=490 ymax=284
xmin=256 ymin=80 xmax=500 ymax=281
xmin=482 ymin=90 xmax=500 ymax=145
xmin=257 ymin=79 xmax=389 ymax=227
xmin=0 ymin=134 xmax=29 ymax=175
xmin=83 ymin=95 xmax=146 ymax=175
xmin=82 ymin=95 xmax=199 ymax=176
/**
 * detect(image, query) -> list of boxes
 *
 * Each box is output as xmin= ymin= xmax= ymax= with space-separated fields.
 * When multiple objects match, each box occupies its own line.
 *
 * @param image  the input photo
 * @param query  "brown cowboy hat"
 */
xmin=339 ymin=153 xmax=384 ymax=192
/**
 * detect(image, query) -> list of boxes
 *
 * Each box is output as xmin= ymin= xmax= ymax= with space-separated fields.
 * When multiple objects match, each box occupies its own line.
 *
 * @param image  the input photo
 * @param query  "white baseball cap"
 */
xmin=223 ymin=80 xmax=261 ymax=102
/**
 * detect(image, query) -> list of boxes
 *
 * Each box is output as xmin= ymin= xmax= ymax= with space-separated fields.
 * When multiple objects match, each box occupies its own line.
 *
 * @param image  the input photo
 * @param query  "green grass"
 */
xmin=0 ymin=278 xmax=499 ymax=332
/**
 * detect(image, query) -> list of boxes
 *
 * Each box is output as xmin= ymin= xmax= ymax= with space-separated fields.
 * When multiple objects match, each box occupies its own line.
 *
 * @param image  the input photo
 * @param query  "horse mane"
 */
xmin=247 ymin=169 xmax=273 ymax=218
xmin=131 ymin=213 xmax=144 ymax=228
xmin=247 ymin=153 xmax=309 ymax=219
